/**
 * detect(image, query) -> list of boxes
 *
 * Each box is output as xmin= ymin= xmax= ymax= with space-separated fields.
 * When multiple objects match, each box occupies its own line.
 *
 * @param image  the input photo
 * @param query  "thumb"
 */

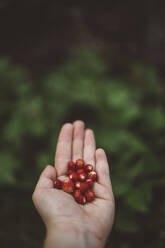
xmin=34 ymin=165 xmax=56 ymax=190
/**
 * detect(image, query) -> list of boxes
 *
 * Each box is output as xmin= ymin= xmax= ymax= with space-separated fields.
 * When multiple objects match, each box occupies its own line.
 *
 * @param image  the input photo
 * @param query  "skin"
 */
xmin=32 ymin=120 xmax=115 ymax=248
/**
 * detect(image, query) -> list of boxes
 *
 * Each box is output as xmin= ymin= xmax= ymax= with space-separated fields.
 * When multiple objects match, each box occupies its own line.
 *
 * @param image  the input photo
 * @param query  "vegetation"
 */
xmin=0 ymin=50 xmax=165 ymax=247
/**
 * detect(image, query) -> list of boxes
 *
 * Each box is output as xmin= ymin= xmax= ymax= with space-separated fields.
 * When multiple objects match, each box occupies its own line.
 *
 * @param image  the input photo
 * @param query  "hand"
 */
xmin=32 ymin=121 xmax=115 ymax=248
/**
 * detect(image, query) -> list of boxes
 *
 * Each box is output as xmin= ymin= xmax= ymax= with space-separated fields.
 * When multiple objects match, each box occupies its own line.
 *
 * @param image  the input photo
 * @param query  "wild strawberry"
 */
xmin=58 ymin=176 xmax=74 ymax=193
xmin=80 ymin=182 xmax=89 ymax=192
xmin=86 ymin=178 xmax=94 ymax=188
xmin=78 ymin=172 xmax=87 ymax=182
xmin=69 ymin=171 xmax=78 ymax=181
xmin=54 ymin=179 xmax=62 ymax=189
xmin=67 ymin=169 xmax=74 ymax=175
xmin=77 ymin=169 xmax=84 ymax=174
xmin=84 ymin=164 xmax=93 ymax=173
xmin=88 ymin=171 xmax=97 ymax=181
xmin=68 ymin=161 xmax=76 ymax=170
xmin=75 ymin=181 xmax=81 ymax=190
xmin=74 ymin=189 xmax=81 ymax=199
xmin=75 ymin=181 xmax=88 ymax=192
xmin=54 ymin=158 xmax=97 ymax=205
xmin=76 ymin=159 xmax=84 ymax=169
xmin=75 ymin=194 xmax=86 ymax=205
xmin=85 ymin=190 xmax=95 ymax=202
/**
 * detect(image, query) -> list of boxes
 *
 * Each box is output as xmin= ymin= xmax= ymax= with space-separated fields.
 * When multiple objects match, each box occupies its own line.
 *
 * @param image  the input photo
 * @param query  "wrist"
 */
xmin=44 ymin=221 xmax=104 ymax=248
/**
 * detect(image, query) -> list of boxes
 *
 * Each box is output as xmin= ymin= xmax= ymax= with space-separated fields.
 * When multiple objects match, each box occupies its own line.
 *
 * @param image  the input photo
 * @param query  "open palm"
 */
xmin=32 ymin=121 xmax=115 ymax=247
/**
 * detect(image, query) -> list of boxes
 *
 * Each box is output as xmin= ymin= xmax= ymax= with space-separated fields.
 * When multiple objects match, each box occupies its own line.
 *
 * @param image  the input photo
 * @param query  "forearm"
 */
xmin=43 ymin=223 xmax=104 ymax=248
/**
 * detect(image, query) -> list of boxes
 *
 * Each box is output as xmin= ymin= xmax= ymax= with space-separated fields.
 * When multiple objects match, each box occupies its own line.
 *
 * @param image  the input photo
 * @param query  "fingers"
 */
xmin=95 ymin=148 xmax=113 ymax=194
xmin=35 ymin=165 xmax=56 ymax=190
xmin=83 ymin=129 xmax=96 ymax=168
xmin=55 ymin=123 xmax=73 ymax=176
xmin=72 ymin=120 xmax=85 ymax=162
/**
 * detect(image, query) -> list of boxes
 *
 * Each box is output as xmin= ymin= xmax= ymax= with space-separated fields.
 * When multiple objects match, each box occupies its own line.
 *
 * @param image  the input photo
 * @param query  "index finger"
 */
xmin=55 ymin=123 xmax=73 ymax=176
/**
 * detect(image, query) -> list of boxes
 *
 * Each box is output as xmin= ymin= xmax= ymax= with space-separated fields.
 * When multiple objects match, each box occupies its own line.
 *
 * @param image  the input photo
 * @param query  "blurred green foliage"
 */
xmin=0 ymin=50 xmax=165 ymax=247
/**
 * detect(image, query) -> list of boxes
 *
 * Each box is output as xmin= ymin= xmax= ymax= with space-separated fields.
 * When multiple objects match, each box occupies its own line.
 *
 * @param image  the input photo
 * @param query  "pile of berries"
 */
xmin=54 ymin=158 xmax=97 ymax=205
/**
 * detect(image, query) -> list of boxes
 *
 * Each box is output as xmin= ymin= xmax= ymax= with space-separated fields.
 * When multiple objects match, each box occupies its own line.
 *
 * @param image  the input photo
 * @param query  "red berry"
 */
xmin=75 ymin=194 xmax=86 ymax=205
xmin=80 ymin=182 xmax=89 ymax=192
xmin=54 ymin=179 xmax=62 ymax=189
xmin=58 ymin=176 xmax=74 ymax=193
xmin=77 ymin=169 xmax=84 ymax=174
xmin=68 ymin=161 xmax=76 ymax=170
xmin=74 ymin=189 xmax=81 ymax=199
xmin=67 ymin=169 xmax=74 ymax=175
xmin=86 ymin=178 xmax=94 ymax=188
xmin=88 ymin=171 xmax=97 ymax=181
xmin=78 ymin=172 xmax=87 ymax=182
xmin=69 ymin=171 xmax=78 ymax=181
xmin=75 ymin=181 xmax=89 ymax=192
xmin=85 ymin=190 xmax=95 ymax=202
xmin=84 ymin=164 xmax=93 ymax=173
xmin=76 ymin=159 xmax=84 ymax=169
xmin=75 ymin=181 xmax=81 ymax=190
xmin=62 ymin=181 xmax=74 ymax=193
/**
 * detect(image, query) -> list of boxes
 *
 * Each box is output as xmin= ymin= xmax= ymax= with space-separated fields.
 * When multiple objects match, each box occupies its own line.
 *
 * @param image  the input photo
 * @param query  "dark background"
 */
xmin=1 ymin=0 xmax=165 ymax=76
xmin=0 ymin=1 xmax=165 ymax=247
